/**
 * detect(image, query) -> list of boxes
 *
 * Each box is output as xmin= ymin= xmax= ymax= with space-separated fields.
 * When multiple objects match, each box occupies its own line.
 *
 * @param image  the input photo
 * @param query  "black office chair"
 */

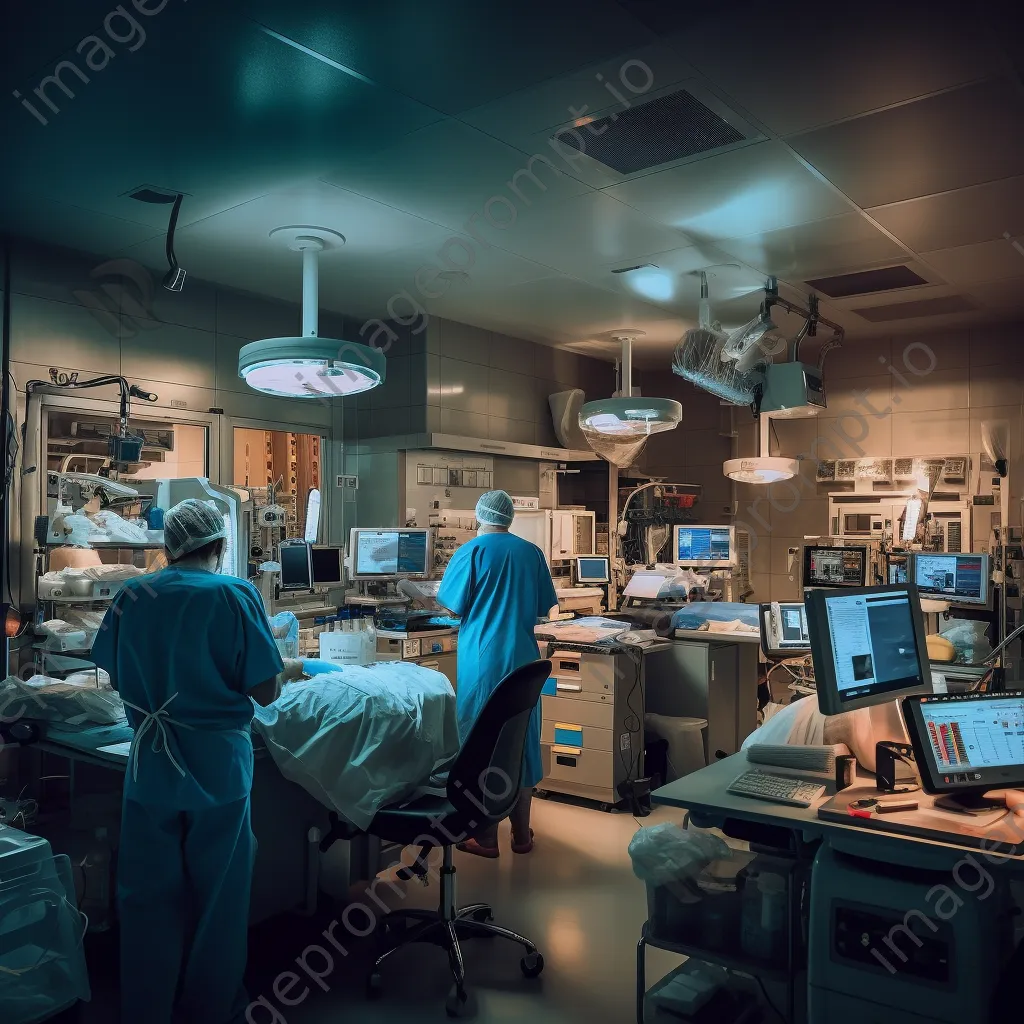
xmin=364 ymin=659 xmax=552 ymax=1017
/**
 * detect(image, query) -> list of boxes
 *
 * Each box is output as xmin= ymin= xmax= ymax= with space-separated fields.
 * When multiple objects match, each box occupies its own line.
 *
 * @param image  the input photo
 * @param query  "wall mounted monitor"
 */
xmin=310 ymin=545 xmax=344 ymax=587
xmin=912 ymin=552 xmax=990 ymax=606
xmin=279 ymin=542 xmax=312 ymax=591
xmin=802 ymin=545 xmax=868 ymax=588
xmin=349 ymin=528 xmax=432 ymax=579
xmin=806 ymin=584 xmax=932 ymax=715
xmin=673 ymin=525 xmax=735 ymax=567
xmin=575 ymin=555 xmax=610 ymax=585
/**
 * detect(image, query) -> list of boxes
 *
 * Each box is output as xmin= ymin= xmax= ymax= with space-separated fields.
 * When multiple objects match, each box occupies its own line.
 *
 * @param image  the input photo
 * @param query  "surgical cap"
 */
xmin=164 ymin=499 xmax=227 ymax=560
xmin=476 ymin=490 xmax=515 ymax=527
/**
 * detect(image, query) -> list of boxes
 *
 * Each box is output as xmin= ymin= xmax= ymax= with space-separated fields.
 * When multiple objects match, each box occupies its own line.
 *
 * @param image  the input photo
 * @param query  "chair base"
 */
xmin=367 ymin=847 xmax=544 ymax=1017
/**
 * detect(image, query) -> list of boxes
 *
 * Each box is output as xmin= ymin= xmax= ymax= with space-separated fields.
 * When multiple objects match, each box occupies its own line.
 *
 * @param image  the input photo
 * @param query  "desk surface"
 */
xmin=653 ymin=752 xmax=1024 ymax=863
xmin=672 ymin=629 xmax=761 ymax=644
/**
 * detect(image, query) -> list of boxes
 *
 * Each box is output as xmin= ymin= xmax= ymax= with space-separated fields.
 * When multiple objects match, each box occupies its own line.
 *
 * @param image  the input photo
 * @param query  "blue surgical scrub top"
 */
xmin=437 ymin=532 xmax=557 ymax=787
xmin=91 ymin=568 xmax=283 ymax=809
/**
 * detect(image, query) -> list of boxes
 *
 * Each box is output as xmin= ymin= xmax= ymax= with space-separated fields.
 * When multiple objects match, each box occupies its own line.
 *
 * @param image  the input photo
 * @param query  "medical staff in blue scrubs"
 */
xmin=438 ymin=490 xmax=557 ymax=857
xmin=91 ymin=499 xmax=303 ymax=1024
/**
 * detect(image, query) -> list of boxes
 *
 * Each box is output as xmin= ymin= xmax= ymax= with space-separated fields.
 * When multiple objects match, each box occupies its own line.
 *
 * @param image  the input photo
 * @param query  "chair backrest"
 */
xmin=446 ymin=659 xmax=552 ymax=826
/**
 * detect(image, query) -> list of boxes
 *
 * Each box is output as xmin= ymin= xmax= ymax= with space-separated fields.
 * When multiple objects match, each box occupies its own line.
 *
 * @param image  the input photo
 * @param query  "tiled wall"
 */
xmin=732 ymin=325 xmax=1022 ymax=601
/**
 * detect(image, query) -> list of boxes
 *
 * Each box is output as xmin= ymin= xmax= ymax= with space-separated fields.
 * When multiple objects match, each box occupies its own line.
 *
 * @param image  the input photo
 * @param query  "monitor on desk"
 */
xmin=673 ymin=525 xmax=734 ymax=567
xmin=912 ymin=552 xmax=990 ymax=606
xmin=575 ymin=555 xmax=610 ymax=585
xmin=279 ymin=542 xmax=312 ymax=591
xmin=806 ymin=584 xmax=932 ymax=715
xmin=349 ymin=528 xmax=432 ymax=579
xmin=760 ymin=601 xmax=810 ymax=658
xmin=802 ymin=544 xmax=867 ymax=588
xmin=903 ymin=691 xmax=1024 ymax=808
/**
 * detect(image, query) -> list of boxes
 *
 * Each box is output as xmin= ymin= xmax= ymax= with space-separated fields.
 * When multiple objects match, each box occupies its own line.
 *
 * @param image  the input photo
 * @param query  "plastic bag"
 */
xmin=940 ymin=619 xmax=992 ymax=665
xmin=269 ymin=612 xmax=300 ymax=659
xmin=628 ymin=822 xmax=730 ymax=887
xmin=0 ymin=675 xmax=126 ymax=726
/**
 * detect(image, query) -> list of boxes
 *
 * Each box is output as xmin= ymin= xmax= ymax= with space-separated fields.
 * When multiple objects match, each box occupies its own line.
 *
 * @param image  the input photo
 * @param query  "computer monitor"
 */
xmin=760 ymin=602 xmax=810 ymax=658
xmin=310 ymin=545 xmax=344 ymax=587
xmin=673 ymin=525 xmax=735 ymax=567
xmin=912 ymin=552 xmax=990 ymax=606
xmin=279 ymin=542 xmax=311 ymax=591
xmin=802 ymin=545 xmax=867 ymax=588
xmin=903 ymin=691 xmax=1024 ymax=808
xmin=575 ymin=555 xmax=610 ymax=585
xmin=806 ymin=584 xmax=932 ymax=715
xmin=349 ymin=528 xmax=432 ymax=579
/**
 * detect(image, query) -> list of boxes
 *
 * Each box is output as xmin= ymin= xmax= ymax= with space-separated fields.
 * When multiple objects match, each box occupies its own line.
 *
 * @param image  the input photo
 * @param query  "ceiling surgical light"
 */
xmin=239 ymin=227 xmax=385 ymax=400
xmin=723 ymin=413 xmax=798 ymax=485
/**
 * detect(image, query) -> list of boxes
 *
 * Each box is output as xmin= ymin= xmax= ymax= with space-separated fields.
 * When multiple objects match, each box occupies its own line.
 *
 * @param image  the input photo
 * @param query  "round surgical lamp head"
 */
xmin=723 ymin=456 xmax=799 ymax=484
xmin=239 ymin=225 xmax=385 ymax=400
xmin=579 ymin=397 xmax=682 ymax=437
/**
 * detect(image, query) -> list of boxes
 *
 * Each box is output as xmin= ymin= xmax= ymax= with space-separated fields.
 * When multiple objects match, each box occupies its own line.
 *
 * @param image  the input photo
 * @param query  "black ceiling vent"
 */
xmin=853 ymin=296 xmax=978 ymax=322
xmin=806 ymin=265 xmax=928 ymax=298
xmin=563 ymin=89 xmax=745 ymax=174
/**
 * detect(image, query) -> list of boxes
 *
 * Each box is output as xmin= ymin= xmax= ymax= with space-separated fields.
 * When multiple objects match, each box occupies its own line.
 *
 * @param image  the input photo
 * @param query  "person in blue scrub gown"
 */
xmin=437 ymin=490 xmax=557 ymax=857
xmin=91 ymin=499 xmax=303 ymax=1024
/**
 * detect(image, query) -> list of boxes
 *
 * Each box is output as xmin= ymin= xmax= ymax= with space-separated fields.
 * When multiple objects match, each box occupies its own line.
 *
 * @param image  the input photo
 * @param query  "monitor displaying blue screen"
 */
xmin=675 ymin=526 xmax=733 ymax=565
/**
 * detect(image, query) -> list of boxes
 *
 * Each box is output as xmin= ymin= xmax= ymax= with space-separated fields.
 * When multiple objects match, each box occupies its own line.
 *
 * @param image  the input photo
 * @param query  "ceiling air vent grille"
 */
xmin=565 ymin=88 xmax=745 ymax=174
xmin=807 ymin=265 xmax=928 ymax=298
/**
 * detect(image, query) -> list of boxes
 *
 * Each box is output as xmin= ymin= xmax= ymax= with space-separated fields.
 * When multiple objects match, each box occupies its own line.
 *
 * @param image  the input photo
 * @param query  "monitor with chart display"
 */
xmin=903 ymin=691 xmax=1024 ymax=801
xmin=279 ymin=542 xmax=311 ymax=591
xmin=806 ymin=584 xmax=932 ymax=715
xmin=349 ymin=528 xmax=431 ymax=579
xmin=673 ymin=525 xmax=734 ymax=567
xmin=760 ymin=602 xmax=810 ymax=658
xmin=575 ymin=556 xmax=610 ymax=585
xmin=803 ymin=545 xmax=867 ymax=588
xmin=912 ymin=552 xmax=989 ymax=606
xmin=310 ymin=545 xmax=344 ymax=587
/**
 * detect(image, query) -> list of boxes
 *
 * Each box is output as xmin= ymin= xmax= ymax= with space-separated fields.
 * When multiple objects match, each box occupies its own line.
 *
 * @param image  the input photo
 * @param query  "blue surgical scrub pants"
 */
xmin=118 ymin=795 xmax=255 ymax=1024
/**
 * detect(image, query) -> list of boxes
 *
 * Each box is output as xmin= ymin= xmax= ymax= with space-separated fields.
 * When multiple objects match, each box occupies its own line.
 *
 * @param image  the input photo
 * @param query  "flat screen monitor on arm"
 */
xmin=805 ymin=584 xmax=933 ymax=715
xmin=348 ymin=528 xmax=431 ymax=579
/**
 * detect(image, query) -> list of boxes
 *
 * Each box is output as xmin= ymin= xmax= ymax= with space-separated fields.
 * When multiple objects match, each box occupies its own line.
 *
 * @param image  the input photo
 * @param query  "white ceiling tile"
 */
xmin=669 ymin=0 xmax=1000 ymax=135
xmin=716 ymin=214 xmax=908 ymax=281
xmin=320 ymin=119 xmax=591 ymax=233
xmin=480 ymin=193 xmax=690 ymax=274
xmin=922 ymin=238 xmax=1024 ymax=286
xmin=605 ymin=142 xmax=852 ymax=239
xmin=789 ymin=81 xmax=1024 ymax=208
xmin=867 ymin=175 xmax=1024 ymax=252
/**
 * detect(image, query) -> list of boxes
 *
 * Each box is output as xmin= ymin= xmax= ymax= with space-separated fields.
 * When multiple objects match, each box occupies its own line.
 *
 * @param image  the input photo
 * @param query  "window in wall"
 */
xmin=233 ymin=428 xmax=323 ymax=540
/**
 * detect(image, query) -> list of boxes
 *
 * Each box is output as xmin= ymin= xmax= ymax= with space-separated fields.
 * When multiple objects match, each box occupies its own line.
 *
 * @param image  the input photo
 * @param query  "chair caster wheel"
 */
xmin=446 ymin=984 xmax=470 ymax=1017
xmin=366 ymin=972 xmax=382 ymax=1000
xmin=521 ymin=952 xmax=545 ymax=979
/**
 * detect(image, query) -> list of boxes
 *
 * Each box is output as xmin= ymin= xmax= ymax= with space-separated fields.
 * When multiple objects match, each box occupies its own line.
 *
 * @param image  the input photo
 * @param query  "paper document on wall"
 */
xmin=623 ymin=574 xmax=668 ymax=599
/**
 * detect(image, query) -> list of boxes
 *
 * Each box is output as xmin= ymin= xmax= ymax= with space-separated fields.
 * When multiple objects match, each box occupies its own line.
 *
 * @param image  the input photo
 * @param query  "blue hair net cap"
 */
xmin=476 ymin=490 xmax=515 ymax=527
xmin=164 ymin=499 xmax=227 ymax=560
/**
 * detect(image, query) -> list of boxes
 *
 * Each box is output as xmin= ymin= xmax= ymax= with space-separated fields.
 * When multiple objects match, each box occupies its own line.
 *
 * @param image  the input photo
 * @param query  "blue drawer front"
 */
xmin=554 ymin=726 xmax=584 ymax=747
xmin=542 ymin=677 xmax=557 ymax=696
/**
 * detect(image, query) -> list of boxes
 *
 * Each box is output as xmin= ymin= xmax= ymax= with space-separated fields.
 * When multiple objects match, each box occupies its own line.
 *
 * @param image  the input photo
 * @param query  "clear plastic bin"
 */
xmin=645 ymin=851 xmax=796 ymax=969
xmin=0 ymin=849 xmax=91 ymax=1023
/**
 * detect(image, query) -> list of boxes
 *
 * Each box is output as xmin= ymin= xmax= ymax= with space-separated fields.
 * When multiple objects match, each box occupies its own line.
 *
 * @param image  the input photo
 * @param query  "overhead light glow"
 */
xmin=723 ymin=456 xmax=799 ymax=484
xmin=628 ymin=269 xmax=674 ymax=302
xmin=579 ymin=397 xmax=682 ymax=437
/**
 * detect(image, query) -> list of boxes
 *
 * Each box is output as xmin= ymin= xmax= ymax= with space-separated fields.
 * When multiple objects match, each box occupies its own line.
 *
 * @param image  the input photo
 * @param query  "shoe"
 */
xmin=511 ymin=829 xmax=535 ymax=855
xmin=457 ymin=838 xmax=500 ymax=859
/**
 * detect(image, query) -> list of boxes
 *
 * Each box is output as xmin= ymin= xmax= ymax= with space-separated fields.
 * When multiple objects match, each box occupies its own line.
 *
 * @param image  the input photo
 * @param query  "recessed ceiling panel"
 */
xmin=605 ymin=142 xmax=852 ymax=240
xmin=868 ymin=176 xmax=1024 ymax=252
xmin=807 ymin=264 xmax=929 ymax=298
xmin=853 ymin=296 xmax=978 ymax=321
xmin=668 ymin=0 xmax=998 ymax=135
xmin=789 ymin=80 xmax=1024 ymax=209
xmin=716 ymin=214 xmax=908 ymax=282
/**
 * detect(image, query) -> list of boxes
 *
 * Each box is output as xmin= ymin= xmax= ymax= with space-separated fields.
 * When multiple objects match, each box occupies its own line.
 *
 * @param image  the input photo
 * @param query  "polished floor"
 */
xmin=73 ymin=797 xmax=687 ymax=1023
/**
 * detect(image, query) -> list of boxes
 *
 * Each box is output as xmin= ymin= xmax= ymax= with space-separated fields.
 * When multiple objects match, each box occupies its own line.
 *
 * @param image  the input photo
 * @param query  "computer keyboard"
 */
xmin=727 ymin=770 xmax=826 ymax=808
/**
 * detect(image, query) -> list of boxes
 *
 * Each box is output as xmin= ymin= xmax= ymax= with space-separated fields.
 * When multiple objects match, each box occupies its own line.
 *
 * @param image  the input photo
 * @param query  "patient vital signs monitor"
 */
xmin=913 ymin=552 xmax=989 ymax=606
xmin=805 ymin=584 xmax=932 ymax=715
xmin=349 ymin=528 xmax=431 ymax=579
xmin=803 ymin=545 xmax=867 ymax=588
xmin=673 ymin=525 xmax=734 ymax=567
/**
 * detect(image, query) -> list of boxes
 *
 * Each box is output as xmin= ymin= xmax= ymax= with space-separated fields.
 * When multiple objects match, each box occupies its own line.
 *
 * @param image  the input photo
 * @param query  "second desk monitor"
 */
xmin=803 ymin=544 xmax=868 ymax=589
xmin=673 ymin=525 xmax=734 ymax=567
xmin=806 ymin=583 xmax=932 ymax=715
xmin=349 ymin=528 xmax=431 ymax=579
